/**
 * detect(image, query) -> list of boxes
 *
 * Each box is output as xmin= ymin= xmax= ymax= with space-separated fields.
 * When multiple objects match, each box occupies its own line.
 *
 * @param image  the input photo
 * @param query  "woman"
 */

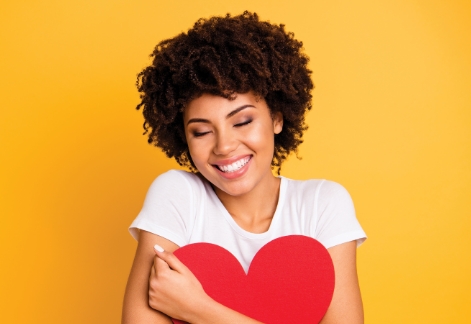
xmin=122 ymin=11 xmax=366 ymax=323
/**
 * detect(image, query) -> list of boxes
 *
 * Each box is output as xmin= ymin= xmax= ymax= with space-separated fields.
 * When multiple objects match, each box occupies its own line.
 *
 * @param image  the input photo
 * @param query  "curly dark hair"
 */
xmin=136 ymin=11 xmax=313 ymax=172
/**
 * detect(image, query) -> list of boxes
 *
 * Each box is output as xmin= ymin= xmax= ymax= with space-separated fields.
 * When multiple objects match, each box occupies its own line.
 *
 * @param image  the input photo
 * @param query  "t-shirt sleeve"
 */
xmin=312 ymin=180 xmax=366 ymax=249
xmin=129 ymin=170 xmax=194 ymax=247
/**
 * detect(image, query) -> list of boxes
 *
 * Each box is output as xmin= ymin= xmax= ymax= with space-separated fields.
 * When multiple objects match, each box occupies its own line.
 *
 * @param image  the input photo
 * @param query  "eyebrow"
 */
xmin=186 ymin=104 xmax=255 ymax=125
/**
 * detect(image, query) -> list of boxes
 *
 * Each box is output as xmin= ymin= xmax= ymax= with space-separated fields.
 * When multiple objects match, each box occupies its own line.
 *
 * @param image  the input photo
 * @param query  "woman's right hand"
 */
xmin=148 ymin=245 xmax=212 ymax=322
xmin=148 ymin=244 xmax=263 ymax=324
xmin=122 ymin=230 xmax=261 ymax=324
xmin=122 ymin=231 xmax=179 ymax=324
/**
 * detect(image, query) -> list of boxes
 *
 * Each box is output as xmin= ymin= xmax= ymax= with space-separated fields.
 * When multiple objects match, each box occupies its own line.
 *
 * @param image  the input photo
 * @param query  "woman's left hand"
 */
xmin=149 ymin=245 xmax=211 ymax=322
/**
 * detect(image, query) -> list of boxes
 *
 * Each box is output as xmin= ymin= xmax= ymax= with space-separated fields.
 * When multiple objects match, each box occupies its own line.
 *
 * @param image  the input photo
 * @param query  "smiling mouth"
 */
xmin=214 ymin=156 xmax=252 ymax=173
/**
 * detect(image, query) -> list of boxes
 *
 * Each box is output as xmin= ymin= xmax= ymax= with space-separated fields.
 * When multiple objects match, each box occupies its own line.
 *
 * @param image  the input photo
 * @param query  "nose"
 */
xmin=213 ymin=129 xmax=238 ymax=156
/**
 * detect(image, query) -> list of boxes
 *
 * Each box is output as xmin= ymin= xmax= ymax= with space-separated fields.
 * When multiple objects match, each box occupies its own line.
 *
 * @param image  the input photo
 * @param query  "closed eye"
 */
xmin=193 ymin=131 xmax=211 ymax=137
xmin=234 ymin=119 xmax=252 ymax=127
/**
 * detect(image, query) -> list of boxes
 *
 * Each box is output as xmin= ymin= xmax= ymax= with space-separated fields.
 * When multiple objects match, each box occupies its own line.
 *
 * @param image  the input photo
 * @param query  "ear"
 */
xmin=272 ymin=112 xmax=283 ymax=134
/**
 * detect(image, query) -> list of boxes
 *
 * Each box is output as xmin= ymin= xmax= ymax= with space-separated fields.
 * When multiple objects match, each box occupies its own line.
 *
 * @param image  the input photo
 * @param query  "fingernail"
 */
xmin=154 ymin=244 xmax=164 ymax=252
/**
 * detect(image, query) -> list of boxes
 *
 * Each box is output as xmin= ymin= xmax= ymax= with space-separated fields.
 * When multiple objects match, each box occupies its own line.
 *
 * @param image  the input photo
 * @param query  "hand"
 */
xmin=149 ymin=244 xmax=210 ymax=322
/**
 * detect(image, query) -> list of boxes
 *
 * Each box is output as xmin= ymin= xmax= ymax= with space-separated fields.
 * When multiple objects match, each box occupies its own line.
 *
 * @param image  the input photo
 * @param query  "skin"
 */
xmin=122 ymin=92 xmax=364 ymax=323
xmin=184 ymin=92 xmax=283 ymax=233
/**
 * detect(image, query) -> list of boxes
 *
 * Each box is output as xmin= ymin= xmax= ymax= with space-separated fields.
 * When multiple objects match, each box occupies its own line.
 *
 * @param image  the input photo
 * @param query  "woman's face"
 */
xmin=184 ymin=92 xmax=283 ymax=197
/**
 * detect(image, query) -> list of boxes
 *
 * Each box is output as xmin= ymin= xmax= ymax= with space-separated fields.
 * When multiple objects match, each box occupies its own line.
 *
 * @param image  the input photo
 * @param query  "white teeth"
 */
xmin=218 ymin=157 xmax=250 ymax=173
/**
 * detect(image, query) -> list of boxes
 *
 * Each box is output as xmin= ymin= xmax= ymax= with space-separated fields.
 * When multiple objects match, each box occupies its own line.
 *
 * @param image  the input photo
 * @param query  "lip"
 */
xmin=212 ymin=155 xmax=252 ymax=180
xmin=211 ymin=154 xmax=252 ymax=166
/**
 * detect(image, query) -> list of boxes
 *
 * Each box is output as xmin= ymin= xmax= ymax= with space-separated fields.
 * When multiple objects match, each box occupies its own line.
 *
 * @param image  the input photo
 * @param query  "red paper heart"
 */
xmin=172 ymin=235 xmax=335 ymax=324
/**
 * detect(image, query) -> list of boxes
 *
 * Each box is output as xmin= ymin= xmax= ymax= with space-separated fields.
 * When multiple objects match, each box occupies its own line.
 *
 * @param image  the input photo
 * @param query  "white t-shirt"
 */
xmin=130 ymin=170 xmax=366 ymax=271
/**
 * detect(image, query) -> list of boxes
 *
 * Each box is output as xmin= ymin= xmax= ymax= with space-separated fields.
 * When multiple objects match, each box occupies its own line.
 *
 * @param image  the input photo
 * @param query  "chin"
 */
xmin=213 ymin=179 xmax=255 ymax=197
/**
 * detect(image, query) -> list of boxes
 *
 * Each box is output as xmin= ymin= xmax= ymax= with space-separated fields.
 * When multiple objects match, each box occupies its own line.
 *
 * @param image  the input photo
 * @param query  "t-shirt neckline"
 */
xmin=206 ymin=176 xmax=287 ymax=240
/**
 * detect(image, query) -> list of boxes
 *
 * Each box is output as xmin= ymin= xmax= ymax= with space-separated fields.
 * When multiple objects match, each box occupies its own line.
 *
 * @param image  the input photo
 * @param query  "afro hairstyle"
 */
xmin=136 ymin=11 xmax=314 ymax=172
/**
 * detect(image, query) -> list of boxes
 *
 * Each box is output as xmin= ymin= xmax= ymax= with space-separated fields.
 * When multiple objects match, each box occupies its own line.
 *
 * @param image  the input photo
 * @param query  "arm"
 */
xmin=123 ymin=230 xmax=262 ymax=324
xmin=150 ymin=246 xmax=263 ymax=324
xmin=320 ymin=241 xmax=364 ymax=324
xmin=122 ymin=230 xmax=179 ymax=324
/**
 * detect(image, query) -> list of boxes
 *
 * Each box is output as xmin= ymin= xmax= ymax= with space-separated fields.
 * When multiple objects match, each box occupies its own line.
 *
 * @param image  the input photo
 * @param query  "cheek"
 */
xmin=187 ymin=144 xmax=201 ymax=162
xmin=187 ymin=140 xmax=209 ymax=168
xmin=247 ymin=124 xmax=275 ymax=151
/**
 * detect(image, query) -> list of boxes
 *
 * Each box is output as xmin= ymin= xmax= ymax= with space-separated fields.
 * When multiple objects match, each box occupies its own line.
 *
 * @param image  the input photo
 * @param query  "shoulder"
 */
xmin=282 ymin=177 xmax=349 ymax=201
xmin=281 ymin=178 xmax=355 ymax=218
xmin=309 ymin=180 xmax=353 ymax=203
xmin=140 ymin=170 xmax=210 ymax=209
xmin=151 ymin=169 xmax=200 ymax=184
xmin=316 ymin=180 xmax=354 ymax=210
xmin=147 ymin=169 xmax=206 ymax=193
xmin=132 ymin=170 xmax=206 ymax=245
xmin=313 ymin=181 xmax=365 ymax=248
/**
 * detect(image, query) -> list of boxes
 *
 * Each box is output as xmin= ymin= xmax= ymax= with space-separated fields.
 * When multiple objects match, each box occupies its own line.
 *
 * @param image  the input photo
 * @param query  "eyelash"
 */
xmin=234 ymin=119 xmax=252 ymax=127
xmin=192 ymin=119 xmax=252 ymax=137
xmin=193 ymin=131 xmax=210 ymax=137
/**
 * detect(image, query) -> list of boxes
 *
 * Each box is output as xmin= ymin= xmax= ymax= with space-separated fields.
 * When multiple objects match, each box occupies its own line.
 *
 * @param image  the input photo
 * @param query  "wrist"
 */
xmin=188 ymin=296 xmax=263 ymax=324
xmin=185 ymin=294 xmax=219 ymax=324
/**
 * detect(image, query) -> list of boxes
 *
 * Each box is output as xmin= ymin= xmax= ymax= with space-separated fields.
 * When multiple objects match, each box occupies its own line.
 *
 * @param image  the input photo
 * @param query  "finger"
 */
xmin=149 ymin=261 xmax=157 ymax=292
xmin=153 ymin=244 xmax=188 ymax=274
xmin=150 ymin=260 xmax=156 ymax=278
xmin=154 ymin=254 xmax=171 ymax=274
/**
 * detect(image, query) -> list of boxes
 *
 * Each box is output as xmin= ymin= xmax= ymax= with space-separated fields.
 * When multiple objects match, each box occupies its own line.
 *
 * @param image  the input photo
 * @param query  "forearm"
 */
xmin=122 ymin=307 xmax=172 ymax=324
xmin=122 ymin=281 xmax=172 ymax=324
xmin=187 ymin=296 xmax=262 ymax=324
xmin=122 ymin=259 xmax=173 ymax=324
xmin=122 ymin=231 xmax=179 ymax=324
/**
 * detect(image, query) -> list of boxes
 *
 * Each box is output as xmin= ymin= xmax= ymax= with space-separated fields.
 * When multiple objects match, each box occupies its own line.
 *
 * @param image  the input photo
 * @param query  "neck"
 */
xmin=213 ymin=175 xmax=281 ymax=234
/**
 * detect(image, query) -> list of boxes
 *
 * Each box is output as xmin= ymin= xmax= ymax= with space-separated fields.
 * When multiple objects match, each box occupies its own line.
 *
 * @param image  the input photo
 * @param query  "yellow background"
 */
xmin=1 ymin=0 xmax=470 ymax=322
